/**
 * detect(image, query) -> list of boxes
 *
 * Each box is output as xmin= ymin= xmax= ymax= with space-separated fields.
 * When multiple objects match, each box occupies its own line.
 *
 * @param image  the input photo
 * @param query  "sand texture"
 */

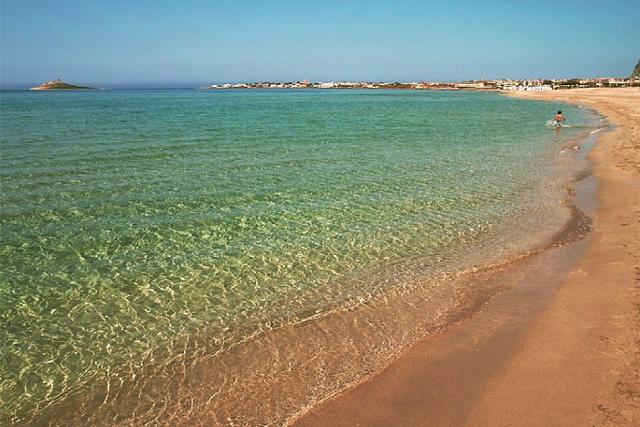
xmin=294 ymin=88 xmax=640 ymax=426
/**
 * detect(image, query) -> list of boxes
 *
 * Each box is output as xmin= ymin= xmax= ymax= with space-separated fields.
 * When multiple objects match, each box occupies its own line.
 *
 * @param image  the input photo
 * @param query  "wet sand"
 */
xmin=293 ymin=88 xmax=640 ymax=426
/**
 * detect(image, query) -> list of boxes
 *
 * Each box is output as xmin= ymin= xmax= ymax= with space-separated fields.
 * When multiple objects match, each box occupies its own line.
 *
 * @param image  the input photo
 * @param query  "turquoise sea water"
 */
xmin=0 ymin=89 xmax=592 ymax=423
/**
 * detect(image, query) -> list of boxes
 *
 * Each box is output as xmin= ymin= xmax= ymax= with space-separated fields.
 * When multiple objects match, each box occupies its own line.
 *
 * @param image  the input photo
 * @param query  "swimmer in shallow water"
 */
xmin=554 ymin=110 xmax=566 ymax=128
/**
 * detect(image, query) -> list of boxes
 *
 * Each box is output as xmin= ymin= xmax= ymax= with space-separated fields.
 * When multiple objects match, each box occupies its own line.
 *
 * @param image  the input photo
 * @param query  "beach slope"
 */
xmin=294 ymin=88 xmax=640 ymax=426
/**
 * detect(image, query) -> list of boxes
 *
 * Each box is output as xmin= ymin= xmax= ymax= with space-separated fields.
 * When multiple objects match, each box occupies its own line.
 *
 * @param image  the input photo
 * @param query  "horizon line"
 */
xmin=2 ymin=73 xmax=637 ymax=91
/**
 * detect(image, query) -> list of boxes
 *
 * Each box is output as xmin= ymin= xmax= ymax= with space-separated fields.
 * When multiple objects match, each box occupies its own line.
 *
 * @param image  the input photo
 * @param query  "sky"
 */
xmin=1 ymin=0 xmax=639 ymax=88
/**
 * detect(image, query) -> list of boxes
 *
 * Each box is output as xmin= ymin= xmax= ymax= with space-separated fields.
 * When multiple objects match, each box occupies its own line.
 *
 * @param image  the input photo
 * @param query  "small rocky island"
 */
xmin=30 ymin=79 xmax=94 ymax=90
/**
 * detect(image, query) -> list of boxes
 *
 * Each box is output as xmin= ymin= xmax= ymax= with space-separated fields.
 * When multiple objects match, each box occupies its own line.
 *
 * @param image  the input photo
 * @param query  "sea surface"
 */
xmin=0 ymin=89 xmax=595 ymax=424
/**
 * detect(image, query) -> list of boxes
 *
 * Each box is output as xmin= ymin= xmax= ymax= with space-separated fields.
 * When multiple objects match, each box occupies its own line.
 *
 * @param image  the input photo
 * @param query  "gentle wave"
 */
xmin=0 ymin=89 xmax=595 ymax=424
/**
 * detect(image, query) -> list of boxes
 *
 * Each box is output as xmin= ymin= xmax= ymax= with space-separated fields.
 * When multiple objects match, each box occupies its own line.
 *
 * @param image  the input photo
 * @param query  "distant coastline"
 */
xmin=207 ymin=76 xmax=639 ymax=91
xmin=5 ymin=75 xmax=637 ymax=92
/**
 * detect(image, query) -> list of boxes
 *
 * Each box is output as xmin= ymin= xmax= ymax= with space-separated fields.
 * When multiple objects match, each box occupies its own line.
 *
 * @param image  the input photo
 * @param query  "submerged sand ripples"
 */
xmin=0 ymin=89 xmax=592 ymax=424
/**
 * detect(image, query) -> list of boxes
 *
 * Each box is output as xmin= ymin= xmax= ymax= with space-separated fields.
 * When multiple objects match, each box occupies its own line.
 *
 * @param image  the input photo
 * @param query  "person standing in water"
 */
xmin=554 ymin=110 xmax=579 ymax=149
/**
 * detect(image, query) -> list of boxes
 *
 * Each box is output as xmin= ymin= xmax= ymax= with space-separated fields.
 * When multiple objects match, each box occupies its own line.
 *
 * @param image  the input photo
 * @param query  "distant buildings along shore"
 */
xmin=209 ymin=76 xmax=639 ymax=91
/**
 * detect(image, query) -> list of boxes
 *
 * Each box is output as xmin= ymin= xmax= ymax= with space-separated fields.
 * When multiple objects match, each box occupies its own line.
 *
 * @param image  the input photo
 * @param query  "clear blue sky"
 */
xmin=1 ymin=0 xmax=639 ymax=88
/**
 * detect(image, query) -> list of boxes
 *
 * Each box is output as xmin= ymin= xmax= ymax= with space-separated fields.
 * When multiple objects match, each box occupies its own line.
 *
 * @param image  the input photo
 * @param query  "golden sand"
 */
xmin=294 ymin=88 xmax=640 ymax=426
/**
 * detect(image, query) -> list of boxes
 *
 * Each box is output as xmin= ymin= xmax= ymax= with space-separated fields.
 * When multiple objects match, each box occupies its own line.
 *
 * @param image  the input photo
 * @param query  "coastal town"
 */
xmin=209 ymin=76 xmax=639 ymax=91
xmin=28 ymin=60 xmax=640 ymax=92
xmin=210 ymin=61 xmax=640 ymax=91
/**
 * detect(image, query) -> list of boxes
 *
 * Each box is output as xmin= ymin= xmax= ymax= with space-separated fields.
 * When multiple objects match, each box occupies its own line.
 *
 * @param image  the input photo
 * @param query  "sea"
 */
xmin=0 ymin=89 xmax=599 ymax=425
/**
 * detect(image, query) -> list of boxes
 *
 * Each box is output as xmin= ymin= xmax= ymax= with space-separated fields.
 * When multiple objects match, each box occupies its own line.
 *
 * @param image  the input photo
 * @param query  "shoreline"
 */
xmin=293 ymin=88 xmax=640 ymax=426
xmin=8 ymin=89 xmax=635 ymax=426
xmin=31 ymin=200 xmax=593 ymax=425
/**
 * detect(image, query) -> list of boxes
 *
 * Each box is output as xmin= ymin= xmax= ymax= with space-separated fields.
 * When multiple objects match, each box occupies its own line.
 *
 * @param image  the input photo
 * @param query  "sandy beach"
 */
xmin=294 ymin=88 xmax=640 ymax=426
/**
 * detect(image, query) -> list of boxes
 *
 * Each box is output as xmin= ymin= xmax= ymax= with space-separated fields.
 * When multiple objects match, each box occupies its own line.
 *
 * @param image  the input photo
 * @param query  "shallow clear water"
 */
xmin=0 ymin=89 xmax=592 ymax=423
